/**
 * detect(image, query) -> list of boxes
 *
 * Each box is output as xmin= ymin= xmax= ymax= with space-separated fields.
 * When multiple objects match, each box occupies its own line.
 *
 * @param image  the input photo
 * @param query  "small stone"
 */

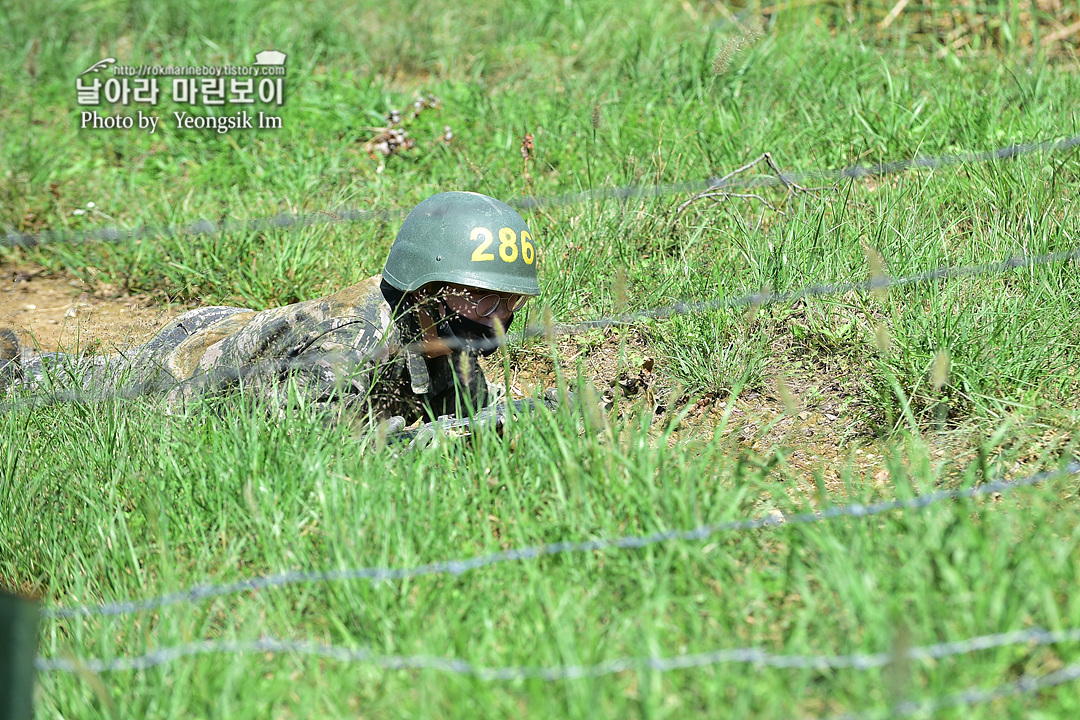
xmin=765 ymin=509 xmax=786 ymax=524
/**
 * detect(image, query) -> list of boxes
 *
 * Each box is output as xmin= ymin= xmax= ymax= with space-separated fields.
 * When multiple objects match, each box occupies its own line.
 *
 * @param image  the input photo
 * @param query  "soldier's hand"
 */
xmin=542 ymin=387 xmax=577 ymax=411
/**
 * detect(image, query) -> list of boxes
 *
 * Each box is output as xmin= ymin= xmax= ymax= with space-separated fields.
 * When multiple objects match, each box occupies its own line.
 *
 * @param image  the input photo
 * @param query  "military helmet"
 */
xmin=383 ymin=191 xmax=540 ymax=296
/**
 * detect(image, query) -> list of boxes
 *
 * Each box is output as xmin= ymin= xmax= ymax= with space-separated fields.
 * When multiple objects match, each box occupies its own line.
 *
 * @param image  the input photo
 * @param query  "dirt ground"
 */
xmin=501 ymin=331 xmax=916 ymax=494
xmin=0 ymin=262 xmax=192 ymax=353
xmin=500 ymin=327 xmax=1067 ymax=497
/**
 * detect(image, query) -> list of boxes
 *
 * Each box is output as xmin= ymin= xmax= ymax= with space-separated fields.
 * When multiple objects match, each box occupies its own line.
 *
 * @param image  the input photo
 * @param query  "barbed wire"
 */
xmin=33 ymin=626 xmax=1080 ymax=682
xmin=3 ymin=134 xmax=1078 ymax=249
xmin=516 ymin=134 xmax=1080 ymax=210
xmin=522 ymin=243 xmax=1080 ymax=339
xmin=0 ymin=208 xmax=400 ymax=249
xmin=39 ymin=461 xmax=1080 ymax=620
xmin=835 ymin=662 xmax=1080 ymax=720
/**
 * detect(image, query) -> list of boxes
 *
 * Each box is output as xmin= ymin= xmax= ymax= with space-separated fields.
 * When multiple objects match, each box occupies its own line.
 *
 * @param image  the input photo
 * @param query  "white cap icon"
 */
xmin=253 ymin=50 xmax=287 ymax=66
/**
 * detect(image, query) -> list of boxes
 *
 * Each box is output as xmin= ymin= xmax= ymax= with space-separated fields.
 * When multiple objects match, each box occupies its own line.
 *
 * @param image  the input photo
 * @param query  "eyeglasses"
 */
xmin=452 ymin=287 xmax=530 ymax=317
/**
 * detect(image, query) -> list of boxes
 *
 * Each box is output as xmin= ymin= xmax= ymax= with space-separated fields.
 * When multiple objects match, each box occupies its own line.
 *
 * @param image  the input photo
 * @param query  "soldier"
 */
xmin=0 ymin=191 xmax=540 ymax=429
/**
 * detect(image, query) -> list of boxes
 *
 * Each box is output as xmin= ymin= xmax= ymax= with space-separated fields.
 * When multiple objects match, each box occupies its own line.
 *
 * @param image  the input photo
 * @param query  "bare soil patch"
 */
xmin=496 ymin=328 xmax=1069 ymax=493
xmin=496 ymin=329 xmax=904 ymax=485
xmin=0 ymin=262 xmax=192 ymax=353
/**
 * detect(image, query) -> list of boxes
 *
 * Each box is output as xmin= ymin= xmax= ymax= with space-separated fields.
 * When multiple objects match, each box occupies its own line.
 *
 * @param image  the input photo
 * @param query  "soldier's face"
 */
xmin=441 ymin=284 xmax=527 ymax=327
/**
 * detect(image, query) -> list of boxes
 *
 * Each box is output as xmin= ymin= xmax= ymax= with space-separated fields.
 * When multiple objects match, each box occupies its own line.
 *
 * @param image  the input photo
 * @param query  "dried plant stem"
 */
xmin=675 ymin=152 xmax=814 ymax=217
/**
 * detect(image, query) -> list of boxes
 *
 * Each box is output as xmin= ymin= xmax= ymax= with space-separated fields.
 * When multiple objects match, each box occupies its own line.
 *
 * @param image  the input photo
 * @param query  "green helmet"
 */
xmin=383 ymin=191 xmax=540 ymax=296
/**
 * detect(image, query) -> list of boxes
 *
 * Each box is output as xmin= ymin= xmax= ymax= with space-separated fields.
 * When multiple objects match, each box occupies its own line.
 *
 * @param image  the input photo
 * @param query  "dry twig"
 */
xmin=675 ymin=152 xmax=816 ymax=218
xmin=1043 ymin=20 xmax=1080 ymax=46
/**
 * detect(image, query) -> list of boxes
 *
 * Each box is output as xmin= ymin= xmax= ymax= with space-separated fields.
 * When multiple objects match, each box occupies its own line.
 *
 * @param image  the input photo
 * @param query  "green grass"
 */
xmin=5 ymin=394 xmax=1080 ymax=718
xmin=3 ymin=0 xmax=1080 ymax=717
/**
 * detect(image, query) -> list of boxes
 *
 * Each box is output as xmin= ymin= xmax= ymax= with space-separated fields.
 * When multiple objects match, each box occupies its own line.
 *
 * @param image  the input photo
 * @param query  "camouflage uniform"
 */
xmin=4 ymin=275 xmax=492 ymax=423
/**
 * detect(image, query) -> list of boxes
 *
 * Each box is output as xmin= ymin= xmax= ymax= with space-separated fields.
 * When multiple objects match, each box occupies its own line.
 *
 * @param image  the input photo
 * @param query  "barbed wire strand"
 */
xmin=835 ymin=662 xmax=1080 ymax=720
xmin=524 ymin=244 xmax=1080 ymax=338
xmin=4 ymin=134 xmax=1078 ymax=248
xmin=516 ymin=134 xmax=1080 ymax=210
xmin=33 ymin=626 xmax=1080 ymax=680
xmin=1 ymin=208 xmax=400 ymax=249
xmin=40 ymin=461 xmax=1080 ymax=620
